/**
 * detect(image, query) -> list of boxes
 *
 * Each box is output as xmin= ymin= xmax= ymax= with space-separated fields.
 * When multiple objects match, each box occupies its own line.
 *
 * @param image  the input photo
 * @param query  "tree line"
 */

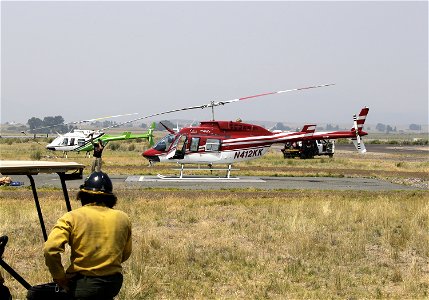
xmin=27 ymin=116 xmax=75 ymax=134
xmin=26 ymin=116 xmax=130 ymax=133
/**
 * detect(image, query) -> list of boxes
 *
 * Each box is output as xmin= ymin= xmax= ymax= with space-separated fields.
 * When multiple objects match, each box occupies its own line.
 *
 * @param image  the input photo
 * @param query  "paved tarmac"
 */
xmin=7 ymin=173 xmax=422 ymax=191
xmin=335 ymin=143 xmax=428 ymax=155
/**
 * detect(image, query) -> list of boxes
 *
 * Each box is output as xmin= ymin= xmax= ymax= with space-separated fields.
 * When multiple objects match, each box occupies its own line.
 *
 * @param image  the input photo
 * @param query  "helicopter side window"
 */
xmin=78 ymin=139 xmax=86 ymax=146
xmin=170 ymin=135 xmax=187 ymax=151
xmin=205 ymin=139 xmax=221 ymax=152
xmin=177 ymin=135 xmax=187 ymax=153
xmin=190 ymin=137 xmax=200 ymax=152
xmin=61 ymin=138 xmax=68 ymax=146
xmin=154 ymin=134 xmax=175 ymax=151
xmin=170 ymin=135 xmax=187 ymax=159
xmin=69 ymin=138 xmax=75 ymax=146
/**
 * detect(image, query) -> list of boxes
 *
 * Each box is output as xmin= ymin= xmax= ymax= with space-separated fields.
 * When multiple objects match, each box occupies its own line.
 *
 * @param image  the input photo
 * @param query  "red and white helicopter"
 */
xmin=119 ymin=84 xmax=369 ymax=178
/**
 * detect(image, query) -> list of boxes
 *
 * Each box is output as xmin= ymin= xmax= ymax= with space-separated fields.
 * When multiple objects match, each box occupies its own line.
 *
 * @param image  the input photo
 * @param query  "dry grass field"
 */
xmin=1 ymin=138 xmax=428 ymax=299
xmin=0 ymin=189 xmax=428 ymax=299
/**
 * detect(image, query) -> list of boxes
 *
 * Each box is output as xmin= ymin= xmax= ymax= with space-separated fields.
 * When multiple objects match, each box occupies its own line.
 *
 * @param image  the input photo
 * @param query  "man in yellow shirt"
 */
xmin=44 ymin=172 xmax=132 ymax=300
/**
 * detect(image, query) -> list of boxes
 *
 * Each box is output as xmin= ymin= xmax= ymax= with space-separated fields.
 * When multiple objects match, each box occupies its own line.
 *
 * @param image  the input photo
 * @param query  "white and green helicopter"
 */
xmin=23 ymin=114 xmax=155 ymax=157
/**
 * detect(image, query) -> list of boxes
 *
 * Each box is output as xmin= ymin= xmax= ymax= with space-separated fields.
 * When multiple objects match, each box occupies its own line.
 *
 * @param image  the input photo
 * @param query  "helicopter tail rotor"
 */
xmin=352 ymin=115 xmax=366 ymax=153
xmin=351 ymin=107 xmax=369 ymax=154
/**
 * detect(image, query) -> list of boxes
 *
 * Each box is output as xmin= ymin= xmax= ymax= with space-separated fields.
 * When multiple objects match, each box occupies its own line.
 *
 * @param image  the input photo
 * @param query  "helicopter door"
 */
xmin=166 ymin=135 xmax=187 ymax=160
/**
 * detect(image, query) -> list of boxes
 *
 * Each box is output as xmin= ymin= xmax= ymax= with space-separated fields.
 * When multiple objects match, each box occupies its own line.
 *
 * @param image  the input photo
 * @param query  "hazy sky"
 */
xmin=1 ymin=1 xmax=428 ymax=127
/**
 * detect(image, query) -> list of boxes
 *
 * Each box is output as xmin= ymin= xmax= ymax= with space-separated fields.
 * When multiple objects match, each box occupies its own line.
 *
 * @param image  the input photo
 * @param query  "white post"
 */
xmin=180 ymin=164 xmax=184 ymax=178
xmin=227 ymin=164 xmax=232 ymax=178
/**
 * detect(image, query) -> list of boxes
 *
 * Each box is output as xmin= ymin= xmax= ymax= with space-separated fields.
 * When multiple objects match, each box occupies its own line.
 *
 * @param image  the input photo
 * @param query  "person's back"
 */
xmin=44 ymin=172 xmax=132 ymax=300
xmin=45 ymin=205 xmax=131 ymax=277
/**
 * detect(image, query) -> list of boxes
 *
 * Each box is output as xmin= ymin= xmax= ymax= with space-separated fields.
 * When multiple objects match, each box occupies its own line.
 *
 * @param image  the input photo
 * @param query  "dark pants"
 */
xmin=69 ymin=273 xmax=123 ymax=300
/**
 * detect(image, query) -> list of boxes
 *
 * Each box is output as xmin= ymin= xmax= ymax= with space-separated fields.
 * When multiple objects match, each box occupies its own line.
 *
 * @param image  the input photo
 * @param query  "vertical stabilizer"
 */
xmin=301 ymin=124 xmax=317 ymax=137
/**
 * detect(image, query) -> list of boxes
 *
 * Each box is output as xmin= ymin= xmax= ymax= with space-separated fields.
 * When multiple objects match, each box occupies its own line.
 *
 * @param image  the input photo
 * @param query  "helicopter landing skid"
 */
xmin=156 ymin=173 xmax=240 ymax=180
xmin=168 ymin=164 xmax=239 ymax=179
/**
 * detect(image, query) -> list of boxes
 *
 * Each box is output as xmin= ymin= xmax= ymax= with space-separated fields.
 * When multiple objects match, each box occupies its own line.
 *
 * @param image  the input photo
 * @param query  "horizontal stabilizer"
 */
xmin=301 ymin=124 xmax=317 ymax=137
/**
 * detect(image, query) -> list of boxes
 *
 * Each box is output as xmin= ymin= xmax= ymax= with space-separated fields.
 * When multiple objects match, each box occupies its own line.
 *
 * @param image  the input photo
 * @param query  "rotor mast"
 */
xmin=210 ymin=101 xmax=215 ymax=121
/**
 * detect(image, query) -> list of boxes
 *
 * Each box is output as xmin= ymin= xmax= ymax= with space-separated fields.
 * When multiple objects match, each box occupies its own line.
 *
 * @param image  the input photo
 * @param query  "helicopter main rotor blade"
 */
xmin=103 ymin=83 xmax=334 ymax=130
xmin=70 ymin=113 xmax=139 ymax=125
xmin=100 ymin=105 xmax=210 ymax=130
xmin=214 ymin=83 xmax=335 ymax=106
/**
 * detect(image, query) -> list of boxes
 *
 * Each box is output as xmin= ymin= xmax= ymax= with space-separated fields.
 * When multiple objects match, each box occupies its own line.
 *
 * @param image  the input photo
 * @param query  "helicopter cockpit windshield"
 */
xmin=154 ymin=133 xmax=175 ymax=151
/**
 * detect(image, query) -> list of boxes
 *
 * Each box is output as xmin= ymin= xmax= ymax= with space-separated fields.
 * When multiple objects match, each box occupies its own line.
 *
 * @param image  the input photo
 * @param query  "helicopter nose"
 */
xmin=46 ymin=143 xmax=56 ymax=151
xmin=142 ymin=148 xmax=161 ymax=162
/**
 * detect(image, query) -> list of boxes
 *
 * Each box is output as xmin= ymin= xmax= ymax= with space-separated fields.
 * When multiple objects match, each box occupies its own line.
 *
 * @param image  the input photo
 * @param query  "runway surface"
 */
xmin=7 ymin=173 xmax=422 ymax=191
xmin=335 ymin=143 xmax=428 ymax=155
